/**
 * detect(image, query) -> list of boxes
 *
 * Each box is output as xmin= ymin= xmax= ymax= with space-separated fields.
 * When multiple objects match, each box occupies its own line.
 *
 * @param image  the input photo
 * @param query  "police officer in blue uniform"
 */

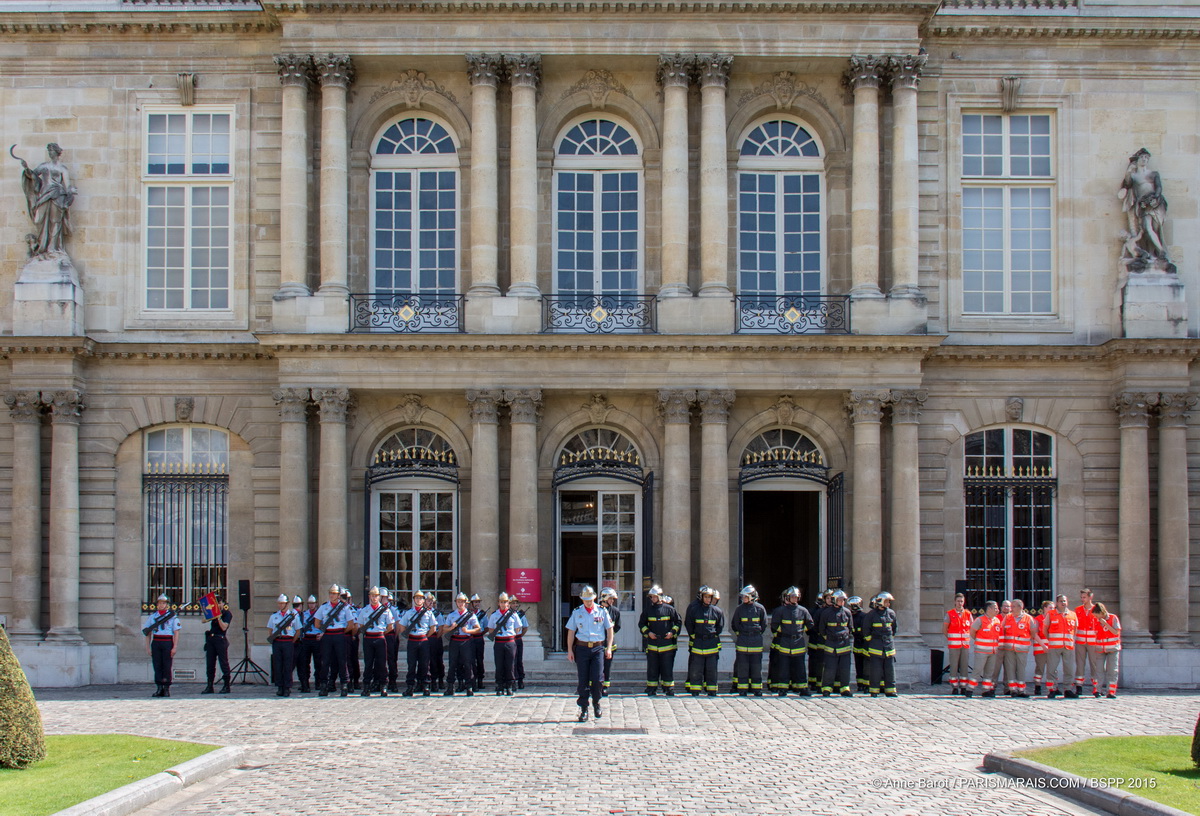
xmin=357 ymin=586 xmax=395 ymax=696
xmin=295 ymin=594 xmax=322 ymax=693
xmin=143 ymin=593 xmax=181 ymax=698
xmin=201 ymin=593 xmax=232 ymax=695
xmin=267 ymin=593 xmax=299 ymax=697
xmin=565 ymin=585 xmax=614 ymax=722
xmin=398 ymin=589 xmax=436 ymax=696
xmin=486 ymin=592 xmax=524 ymax=696
xmin=315 ymin=584 xmax=354 ymax=697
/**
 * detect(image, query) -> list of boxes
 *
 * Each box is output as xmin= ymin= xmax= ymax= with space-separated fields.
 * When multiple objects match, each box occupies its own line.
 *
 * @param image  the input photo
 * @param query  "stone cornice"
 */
xmin=929 ymin=340 xmax=1200 ymax=364
xmin=263 ymin=1 xmax=939 ymax=14
xmin=926 ymin=19 xmax=1200 ymax=41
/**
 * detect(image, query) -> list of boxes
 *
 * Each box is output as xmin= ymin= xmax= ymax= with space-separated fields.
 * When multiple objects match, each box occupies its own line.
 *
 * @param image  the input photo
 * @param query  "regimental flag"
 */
xmin=198 ymin=592 xmax=221 ymax=621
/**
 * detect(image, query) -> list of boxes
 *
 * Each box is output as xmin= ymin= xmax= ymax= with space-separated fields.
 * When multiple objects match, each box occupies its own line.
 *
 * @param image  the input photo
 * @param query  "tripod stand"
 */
xmin=230 ymin=607 xmax=269 ymax=685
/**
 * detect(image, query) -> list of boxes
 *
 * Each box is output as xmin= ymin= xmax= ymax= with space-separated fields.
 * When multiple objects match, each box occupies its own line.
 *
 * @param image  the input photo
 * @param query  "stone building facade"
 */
xmin=2 ymin=0 xmax=1199 ymax=686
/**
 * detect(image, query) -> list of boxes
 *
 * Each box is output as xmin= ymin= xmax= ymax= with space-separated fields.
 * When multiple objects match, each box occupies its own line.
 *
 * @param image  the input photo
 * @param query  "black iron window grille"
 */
xmin=733 ymin=294 xmax=851 ymax=334
xmin=144 ymin=464 xmax=228 ymax=611
xmin=368 ymin=445 xmax=460 ymax=485
xmin=349 ymin=292 xmax=465 ymax=333
xmin=553 ymin=447 xmax=646 ymax=488
xmin=541 ymin=294 xmax=657 ymax=334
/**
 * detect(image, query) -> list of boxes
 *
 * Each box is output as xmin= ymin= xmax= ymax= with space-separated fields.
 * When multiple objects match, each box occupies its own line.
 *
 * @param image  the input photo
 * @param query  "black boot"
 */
xmin=152 ymin=684 xmax=163 ymax=698
xmin=593 ymin=702 xmax=602 ymax=719
xmin=201 ymin=681 xmax=215 ymax=694
xmin=577 ymin=706 xmax=588 ymax=723
xmin=219 ymin=677 xmax=231 ymax=694
xmin=664 ymin=687 xmax=674 ymax=697
xmin=162 ymin=685 xmax=171 ymax=698
xmin=402 ymin=686 xmax=414 ymax=697
xmin=299 ymin=681 xmax=310 ymax=694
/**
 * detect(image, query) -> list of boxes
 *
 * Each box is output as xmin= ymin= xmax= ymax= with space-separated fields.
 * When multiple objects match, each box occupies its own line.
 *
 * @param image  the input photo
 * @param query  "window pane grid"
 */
xmin=377 ymin=490 xmax=455 ymax=596
xmin=738 ymin=171 xmax=822 ymax=297
xmin=557 ymin=171 xmax=640 ymax=295
xmin=373 ymin=169 xmax=457 ymax=295
xmin=147 ymin=110 xmax=230 ymax=177
xmin=146 ymin=185 xmax=231 ymax=310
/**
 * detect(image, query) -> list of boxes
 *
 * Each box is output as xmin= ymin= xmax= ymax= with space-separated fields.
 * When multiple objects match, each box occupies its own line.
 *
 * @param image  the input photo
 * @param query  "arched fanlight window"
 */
xmin=371 ymin=427 xmax=458 ymax=483
xmin=739 ymin=428 xmax=826 ymax=485
xmin=554 ymin=427 xmax=644 ymax=486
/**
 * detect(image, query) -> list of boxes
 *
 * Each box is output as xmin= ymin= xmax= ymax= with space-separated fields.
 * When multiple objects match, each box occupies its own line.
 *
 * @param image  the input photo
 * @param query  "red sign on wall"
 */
xmin=506 ymin=568 xmax=542 ymax=603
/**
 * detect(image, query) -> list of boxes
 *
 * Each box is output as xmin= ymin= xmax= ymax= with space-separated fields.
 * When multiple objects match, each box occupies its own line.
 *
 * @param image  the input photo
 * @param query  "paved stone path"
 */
xmin=35 ymin=684 xmax=1198 ymax=816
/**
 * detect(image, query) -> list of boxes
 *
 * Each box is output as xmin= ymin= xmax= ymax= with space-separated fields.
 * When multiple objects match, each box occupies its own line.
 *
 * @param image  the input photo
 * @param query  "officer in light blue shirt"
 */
xmin=267 ymin=593 xmax=299 ymax=697
xmin=315 ymin=584 xmax=354 ymax=697
xmin=565 ymin=585 xmax=614 ymax=722
xmin=356 ymin=586 xmax=394 ymax=697
xmin=398 ymin=590 xmax=436 ymax=695
xmin=143 ymin=593 xmax=181 ymax=698
xmin=486 ymin=592 xmax=524 ymax=696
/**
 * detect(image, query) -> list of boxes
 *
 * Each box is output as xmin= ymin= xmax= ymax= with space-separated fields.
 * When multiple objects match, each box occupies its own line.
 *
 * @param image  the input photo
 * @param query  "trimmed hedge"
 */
xmin=0 ymin=626 xmax=46 ymax=769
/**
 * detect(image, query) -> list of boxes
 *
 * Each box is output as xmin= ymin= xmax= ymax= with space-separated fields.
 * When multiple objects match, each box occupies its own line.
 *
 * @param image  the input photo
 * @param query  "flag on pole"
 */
xmin=198 ymin=592 xmax=221 ymax=621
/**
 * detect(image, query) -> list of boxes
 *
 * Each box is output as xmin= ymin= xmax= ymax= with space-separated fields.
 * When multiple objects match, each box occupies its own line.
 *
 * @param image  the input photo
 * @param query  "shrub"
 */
xmin=0 ymin=625 xmax=47 ymax=769
xmin=1192 ymin=713 xmax=1200 ymax=769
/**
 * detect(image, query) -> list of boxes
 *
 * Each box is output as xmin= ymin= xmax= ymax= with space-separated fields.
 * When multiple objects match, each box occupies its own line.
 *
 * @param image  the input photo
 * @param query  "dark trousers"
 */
xmin=430 ymin=636 xmax=445 ymax=684
xmin=771 ymin=648 xmax=808 ymax=691
xmin=205 ymin=635 xmax=230 ymax=683
xmin=362 ymin=636 xmax=387 ymax=691
xmin=808 ymin=646 xmax=825 ymax=688
xmin=645 ymin=648 xmax=677 ymax=689
xmin=319 ymin=633 xmax=349 ymax=690
xmin=405 ymin=638 xmax=431 ymax=690
xmin=272 ymin=640 xmax=295 ymax=691
xmin=472 ymin=636 xmax=486 ymax=683
xmin=868 ymin=654 xmax=897 ymax=694
xmin=448 ymin=639 xmax=475 ymax=689
xmin=601 ymin=645 xmax=613 ymax=688
xmin=574 ymin=642 xmax=603 ymax=706
xmin=296 ymin=636 xmax=322 ymax=689
xmin=854 ymin=651 xmax=868 ymax=690
xmin=385 ymin=633 xmax=400 ymax=688
xmin=347 ymin=633 xmax=361 ymax=685
xmin=822 ymin=649 xmax=852 ymax=692
xmin=686 ymin=651 xmax=719 ymax=693
xmin=151 ymin=640 xmax=173 ymax=686
xmin=515 ymin=636 xmax=526 ymax=682
xmin=493 ymin=639 xmax=517 ymax=689
xmin=733 ymin=649 xmax=764 ymax=691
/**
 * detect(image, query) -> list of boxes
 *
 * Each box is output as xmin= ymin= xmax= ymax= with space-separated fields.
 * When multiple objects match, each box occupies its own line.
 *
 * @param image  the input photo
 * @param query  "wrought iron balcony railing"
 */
xmin=541 ymin=294 xmax=658 ymax=334
xmin=733 ymin=294 xmax=851 ymax=335
xmin=349 ymin=292 xmax=465 ymax=333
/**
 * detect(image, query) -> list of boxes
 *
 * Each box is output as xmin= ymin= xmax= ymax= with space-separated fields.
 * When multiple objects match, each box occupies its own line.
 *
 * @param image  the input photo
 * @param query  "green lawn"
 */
xmin=0 ymin=734 xmax=216 ymax=816
xmin=1017 ymin=735 xmax=1200 ymax=815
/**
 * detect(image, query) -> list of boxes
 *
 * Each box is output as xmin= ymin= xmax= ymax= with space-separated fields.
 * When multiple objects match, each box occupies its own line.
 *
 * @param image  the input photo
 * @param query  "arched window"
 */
xmin=370 ymin=428 xmax=458 ymax=598
xmin=963 ymin=427 xmax=1056 ymax=610
xmin=144 ymin=426 xmax=229 ymax=604
xmin=553 ymin=117 xmax=642 ymax=297
xmin=370 ymin=117 xmax=458 ymax=297
xmin=737 ymin=119 xmax=825 ymax=300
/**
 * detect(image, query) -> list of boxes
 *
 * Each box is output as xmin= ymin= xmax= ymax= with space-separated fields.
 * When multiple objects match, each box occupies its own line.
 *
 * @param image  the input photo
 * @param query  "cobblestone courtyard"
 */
xmin=34 ymin=685 xmax=1199 ymax=816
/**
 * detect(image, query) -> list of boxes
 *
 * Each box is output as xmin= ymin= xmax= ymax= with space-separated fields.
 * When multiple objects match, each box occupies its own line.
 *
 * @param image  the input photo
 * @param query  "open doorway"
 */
xmin=741 ymin=490 xmax=822 ymax=609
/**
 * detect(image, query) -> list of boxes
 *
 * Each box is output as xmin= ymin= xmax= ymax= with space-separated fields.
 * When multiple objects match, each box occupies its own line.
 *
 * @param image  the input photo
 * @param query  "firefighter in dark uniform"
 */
xmin=849 ymin=595 xmax=868 ymax=693
xmin=684 ymin=585 xmax=724 ymax=696
xmin=295 ymin=594 xmax=322 ymax=693
xmin=808 ymin=589 xmax=831 ymax=691
xmin=819 ymin=589 xmax=854 ymax=696
xmin=770 ymin=586 xmax=813 ymax=696
xmin=731 ymin=585 xmax=768 ymax=696
xmin=638 ymin=585 xmax=681 ymax=696
xmin=469 ymin=593 xmax=487 ymax=689
xmin=599 ymin=587 xmax=621 ymax=696
xmin=864 ymin=591 xmax=898 ymax=697
xmin=201 ymin=593 xmax=232 ymax=694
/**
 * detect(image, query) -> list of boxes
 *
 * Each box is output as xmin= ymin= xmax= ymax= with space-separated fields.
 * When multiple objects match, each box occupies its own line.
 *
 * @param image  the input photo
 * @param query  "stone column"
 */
xmin=657 ymin=53 xmax=692 ymax=297
xmin=845 ymin=56 xmax=885 ymax=300
xmin=1112 ymin=392 xmax=1156 ymax=646
xmin=889 ymin=390 xmax=926 ymax=639
xmin=313 ymin=388 xmax=352 ymax=586
xmin=697 ymin=390 xmax=734 ymax=603
xmin=314 ymin=55 xmax=354 ymax=297
xmin=274 ymin=54 xmax=313 ymax=300
xmin=466 ymin=54 xmax=502 ymax=296
xmin=467 ymin=390 xmax=503 ymax=601
xmin=274 ymin=388 xmax=311 ymax=595
xmin=506 ymin=54 xmax=542 ymax=298
xmin=846 ymin=390 xmax=888 ymax=596
xmin=697 ymin=54 xmax=733 ymax=297
xmin=504 ymin=389 xmax=542 ymax=569
xmin=658 ymin=390 xmax=696 ymax=597
xmin=887 ymin=55 xmax=926 ymax=300
xmin=5 ymin=391 xmax=43 ymax=638
xmin=1157 ymin=392 xmax=1196 ymax=645
xmin=45 ymin=389 xmax=85 ymax=641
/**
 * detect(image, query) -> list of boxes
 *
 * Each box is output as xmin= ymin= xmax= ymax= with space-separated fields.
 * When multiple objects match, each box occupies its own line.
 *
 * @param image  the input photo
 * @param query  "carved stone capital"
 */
xmin=45 ymin=389 xmax=85 ymax=423
xmin=503 ymin=389 xmax=543 ymax=425
xmin=657 ymin=389 xmax=696 ymax=425
xmin=844 ymin=55 xmax=885 ymax=91
xmin=275 ymin=53 xmax=313 ymax=88
xmin=886 ymin=53 xmax=927 ymax=91
xmin=696 ymin=54 xmax=733 ymax=89
xmin=1112 ymin=391 xmax=1158 ymax=428
xmin=504 ymin=53 xmax=542 ymax=89
xmin=656 ymin=53 xmax=693 ymax=89
xmin=890 ymin=390 xmax=927 ymax=424
xmin=845 ymin=389 xmax=890 ymax=423
xmin=314 ymin=54 xmax=354 ymax=89
xmin=395 ymin=394 xmax=427 ymax=426
xmin=466 ymin=53 xmax=503 ymax=88
xmin=273 ymin=387 xmax=311 ymax=422
xmin=312 ymin=387 xmax=353 ymax=423
xmin=5 ymin=390 xmax=44 ymax=424
xmin=583 ymin=394 xmax=615 ymax=425
xmin=466 ymin=389 xmax=503 ymax=425
xmin=1158 ymin=392 xmax=1198 ymax=428
xmin=697 ymin=389 xmax=735 ymax=424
